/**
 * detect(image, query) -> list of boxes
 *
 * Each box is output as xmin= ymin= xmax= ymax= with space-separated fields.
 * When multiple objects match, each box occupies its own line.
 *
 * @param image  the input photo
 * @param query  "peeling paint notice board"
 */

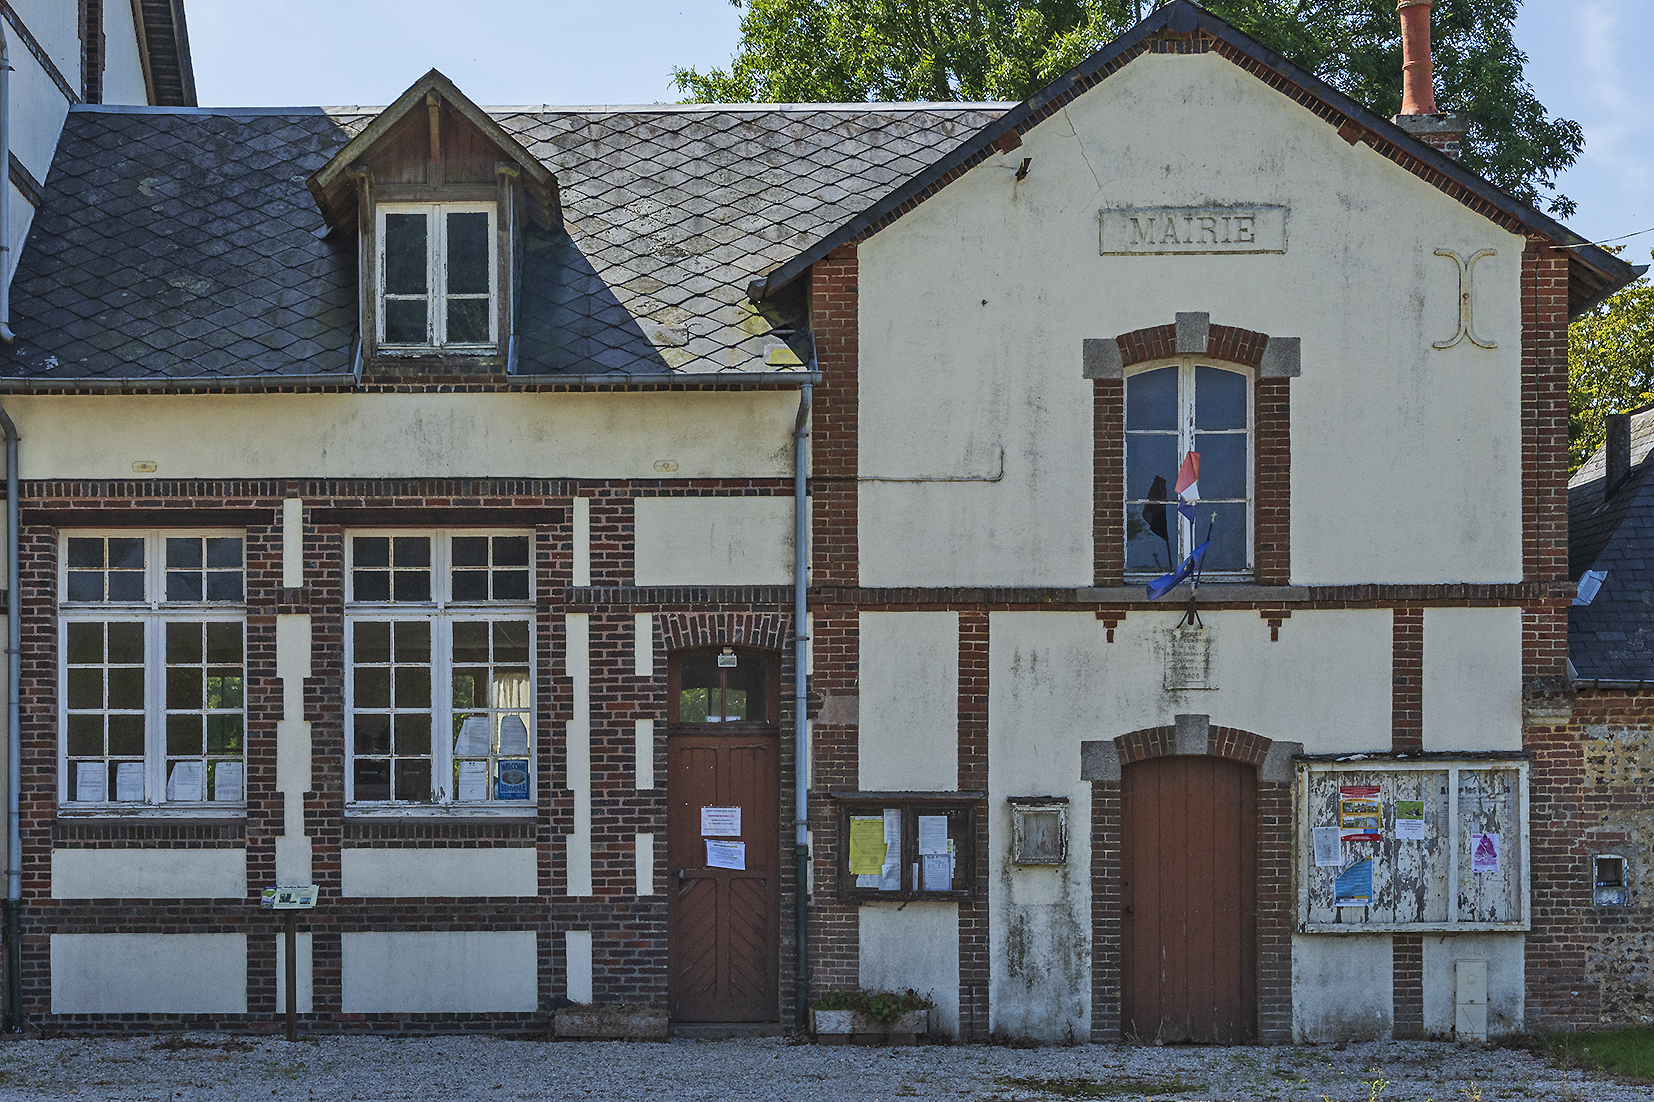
xmin=1297 ymin=760 xmax=1528 ymax=933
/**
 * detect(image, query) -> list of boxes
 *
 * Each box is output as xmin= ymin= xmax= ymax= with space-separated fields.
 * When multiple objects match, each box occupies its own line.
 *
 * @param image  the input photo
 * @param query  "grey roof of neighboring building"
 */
xmin=1569 ymin=403 xmax=1654 ymax=682
xmin=4 ymin=101 xmax=1004 ymax=384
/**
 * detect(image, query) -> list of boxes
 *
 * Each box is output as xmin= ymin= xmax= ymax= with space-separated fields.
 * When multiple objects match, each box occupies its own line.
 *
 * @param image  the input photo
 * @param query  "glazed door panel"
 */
xmin=667 ymin=732 xmax=779 ymax=1021
xmin=1121 ymin=755 xmax=1257 ymax=1043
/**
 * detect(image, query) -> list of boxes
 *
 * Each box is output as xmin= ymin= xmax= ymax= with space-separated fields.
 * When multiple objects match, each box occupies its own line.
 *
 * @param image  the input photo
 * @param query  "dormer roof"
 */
xmin=306 ymin=69 xmax=559 ymax=231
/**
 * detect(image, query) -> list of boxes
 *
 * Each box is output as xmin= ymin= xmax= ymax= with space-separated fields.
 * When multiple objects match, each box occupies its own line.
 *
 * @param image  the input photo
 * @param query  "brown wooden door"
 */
xmin=1121 ymin=755 xmax=1257 ymax=1043
xmin=667 ymin=732 xmax=779 ymax=1021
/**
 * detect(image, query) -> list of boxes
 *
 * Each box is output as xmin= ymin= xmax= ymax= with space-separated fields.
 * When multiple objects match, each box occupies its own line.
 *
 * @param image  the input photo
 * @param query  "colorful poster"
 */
xmin=1471 ymin=832 xmax=1500 ymax=873
xmin=1395 ymin=800 xmax=1426 ymax=840
xmin=495 ymin=759 xmax=530 ymax=800
xmin=1333 ymin=858 xmax=1374 ymax=906
xmin=848 ymin=816 xmax=886 ymax=875
xmin=1312 ymin=826 xmax=1342 ymax=867
xmin=1340 ymin=784 xmax=1382 ymax=841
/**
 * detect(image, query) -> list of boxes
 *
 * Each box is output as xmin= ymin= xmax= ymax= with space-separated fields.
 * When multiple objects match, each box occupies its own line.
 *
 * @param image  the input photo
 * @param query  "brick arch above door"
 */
xmin=1084 ymin=311 xmax=1297 ymax=588
xmin=657 ymin=612 xmax=788 ymax=654
xmin=1080 ymin=714 xmax=1302 ymax=783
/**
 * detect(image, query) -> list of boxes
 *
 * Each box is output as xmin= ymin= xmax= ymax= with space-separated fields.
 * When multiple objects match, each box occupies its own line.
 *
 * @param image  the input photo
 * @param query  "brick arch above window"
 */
xmin=656 ymin=612 xmax=788 ymax=654
xmin=1086 ymin=311 xmax=1296 ymax=587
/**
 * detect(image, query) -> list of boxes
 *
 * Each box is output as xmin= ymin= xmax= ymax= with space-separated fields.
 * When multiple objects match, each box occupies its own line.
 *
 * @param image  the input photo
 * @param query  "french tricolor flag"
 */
xmin=1175 ymin=451 xmax=1199 ymax=525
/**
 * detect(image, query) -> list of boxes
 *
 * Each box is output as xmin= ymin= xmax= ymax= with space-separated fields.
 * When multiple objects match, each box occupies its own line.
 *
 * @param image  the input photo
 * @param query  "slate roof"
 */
xmin=5 ymin=101 xmax=1005 ymax=384
xmin=1568 ymin=403 xmax=1654 ymax=682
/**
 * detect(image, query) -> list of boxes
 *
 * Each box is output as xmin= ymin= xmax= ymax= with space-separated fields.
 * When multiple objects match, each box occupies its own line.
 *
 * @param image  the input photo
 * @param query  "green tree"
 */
xmin=1569 ymin=254 xmax=1654 ymax=473
xmin=674 ymin=0 xmax=1580 ymax=215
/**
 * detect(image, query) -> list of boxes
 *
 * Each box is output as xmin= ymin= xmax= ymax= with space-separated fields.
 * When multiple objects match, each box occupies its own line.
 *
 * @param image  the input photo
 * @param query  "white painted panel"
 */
xmin=635 ymin=833 xmax=655 ymax=896
xmin=276 ymin=613 xmax=313 ymax=863
xmin=341 ymin=931 xmax=537 ymax=1013
xmin=274 ymin=836 xmax=312 ymax=887
xmin=1422 ymin=607 xmax=1523 ymax=751
xmin=572 ymin=497 xmax=592 ymax=587
xmin=634 ymin=613 xmax=654 ymax=676
xmin=52 ymin=934 xmax=246 ymax=1013
xmin=5 ymin=390 xmax=798 ymax=480
xmin=567 ymin=613 xmax=592 ymax=896
xmin=341 ymin=847 xmax=538 ymax=898
xmin=633 ymin=496 xmax=794 ymax=586
xmin=565 ymin=930 xmax=593 ymax=1004
xmin=10 ymin=55 xmax=71 ymax=185
xmin=857 ymin=50 xmax=1522 ymax=586
xmin=860 ymin=903 xmax=960 ymax=1038
xmin=281 ymin=499 xmax=304 ymax=588
xmin=1291 ymin=935 xmax=1393 ymax=1042
xmin=274 ymin=932 xmax=314 ymax=1014
xmin=1422 ymin=933 xmax=1523 ymax=1037
xmin=51 ymin=848 xmax=245 ymax=899
xmin=635 ymin=719 xmax=655 ymax=790
xmin=859 ymin=612 xmax=958 ymax=789
xmin=100 ymin=2 xmax=148 ymax=104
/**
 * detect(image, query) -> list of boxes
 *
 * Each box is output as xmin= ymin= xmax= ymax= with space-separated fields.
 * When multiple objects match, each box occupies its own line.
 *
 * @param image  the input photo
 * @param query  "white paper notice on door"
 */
xmin=706 ymin=839 xmax=746 ymax=870
xmin=701 ymin=806 xmax=741 ymax=837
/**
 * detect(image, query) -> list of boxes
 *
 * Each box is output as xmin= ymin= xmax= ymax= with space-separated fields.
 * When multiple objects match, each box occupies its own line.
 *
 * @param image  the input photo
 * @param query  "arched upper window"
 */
xmin=1124 ymin=358 xmax=1251 ymax=576
xmin=668 ymin=647 xmax=779 ymax=724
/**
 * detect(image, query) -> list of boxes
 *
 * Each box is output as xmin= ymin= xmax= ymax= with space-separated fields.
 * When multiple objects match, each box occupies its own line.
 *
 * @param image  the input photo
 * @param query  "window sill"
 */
xmin=58 ymin=805 xmax=246 ymax=820
xmin=344 ymin=803 xmax=537 ymax=819
xmin=1084 ymin=582 xmax=1310 ymax=604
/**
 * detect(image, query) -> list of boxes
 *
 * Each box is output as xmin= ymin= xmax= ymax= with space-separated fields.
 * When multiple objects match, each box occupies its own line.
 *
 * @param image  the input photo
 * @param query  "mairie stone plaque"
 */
xmin=1100 ymin=206 xmax=1287 ymax=255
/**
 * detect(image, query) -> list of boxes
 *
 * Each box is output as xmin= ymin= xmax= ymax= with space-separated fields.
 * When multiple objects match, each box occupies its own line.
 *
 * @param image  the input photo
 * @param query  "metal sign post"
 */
xmin=260 ymin=885 xmax=318 ymax=1042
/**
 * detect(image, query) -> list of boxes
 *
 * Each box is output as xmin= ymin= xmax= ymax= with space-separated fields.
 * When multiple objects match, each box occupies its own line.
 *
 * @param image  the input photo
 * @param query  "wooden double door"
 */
xmin=666 ymin=731 xmax=779 ymax=1021
xmin=1121 ymin=755 xmax=1258 ymax=1043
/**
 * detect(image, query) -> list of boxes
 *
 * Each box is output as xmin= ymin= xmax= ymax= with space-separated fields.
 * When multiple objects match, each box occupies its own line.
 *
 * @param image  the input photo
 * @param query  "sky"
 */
xmin=184 ymin=0 xmax=1652 ymax=253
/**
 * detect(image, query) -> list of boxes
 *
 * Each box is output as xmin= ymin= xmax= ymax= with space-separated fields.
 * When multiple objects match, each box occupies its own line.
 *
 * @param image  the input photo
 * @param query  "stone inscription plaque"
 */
xmin=1100 ymin=206 xmax=1287 ymax=255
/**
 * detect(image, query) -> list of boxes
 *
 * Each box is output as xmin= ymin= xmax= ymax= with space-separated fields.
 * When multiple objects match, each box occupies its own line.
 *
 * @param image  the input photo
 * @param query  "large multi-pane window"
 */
xmin=60 ymin=532 xmax=246 ymax=809
xmin=376 ymin=203 xmax=496 ymax=349
xmin=1124 ymin=359 xmax=1252 ymax=575
xmin=345 ymin=531 xmax=533 ymax=808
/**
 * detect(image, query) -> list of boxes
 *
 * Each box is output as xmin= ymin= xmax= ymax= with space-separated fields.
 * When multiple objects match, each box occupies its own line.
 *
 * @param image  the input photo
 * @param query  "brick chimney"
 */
xmin=1391 ymin=0 xmax=1468 ymax=160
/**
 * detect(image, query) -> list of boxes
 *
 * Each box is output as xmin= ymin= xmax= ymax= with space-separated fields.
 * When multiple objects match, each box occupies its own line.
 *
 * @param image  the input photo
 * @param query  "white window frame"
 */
xmin=376 ymin=201 xmax=498 ymax=350
xmin=1123 ymin=356 xmax=1254 ymax=577
xmin=58 ymin=530 xmax=247 ymax=815
xmin=344 ymin=529 xmax=535 ymax=816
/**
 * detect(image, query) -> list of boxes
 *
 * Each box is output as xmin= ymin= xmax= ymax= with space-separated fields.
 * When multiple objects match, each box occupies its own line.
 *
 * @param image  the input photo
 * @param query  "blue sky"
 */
xmin=185 ymin=0 xmax=1651 ymax=251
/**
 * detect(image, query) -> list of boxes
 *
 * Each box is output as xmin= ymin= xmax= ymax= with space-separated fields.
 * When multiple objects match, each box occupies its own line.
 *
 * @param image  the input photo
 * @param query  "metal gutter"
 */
xmin=0 ymin=370 xmax=821 ymax=391
xmin=0 ymin=403 xmax=19 ymax=1031
xmin=1571 ymin=679 xmax=1654 ymax=691
xmin=790 ymin=376 xmax=812 ymax=1030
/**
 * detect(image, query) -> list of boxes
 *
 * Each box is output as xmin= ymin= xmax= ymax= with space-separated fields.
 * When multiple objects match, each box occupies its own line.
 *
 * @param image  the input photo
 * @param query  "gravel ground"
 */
xmin=0 ymin=1035 xmax=1646 ymax=1102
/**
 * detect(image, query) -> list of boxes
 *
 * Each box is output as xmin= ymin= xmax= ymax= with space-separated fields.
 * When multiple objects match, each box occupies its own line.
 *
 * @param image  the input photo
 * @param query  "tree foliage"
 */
xmin=673 ymin=0 xmax=1581 ymax=215
xmin=1570 ymin=254 xmax=1654 ymax=473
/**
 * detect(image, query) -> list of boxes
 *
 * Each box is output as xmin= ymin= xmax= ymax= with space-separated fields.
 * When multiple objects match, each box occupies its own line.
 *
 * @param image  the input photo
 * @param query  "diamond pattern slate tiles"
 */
xmin=7 ymin=102 xmax=1005 ymax=382
xmin=1569 ymin=405 xmax=1654 ymax=681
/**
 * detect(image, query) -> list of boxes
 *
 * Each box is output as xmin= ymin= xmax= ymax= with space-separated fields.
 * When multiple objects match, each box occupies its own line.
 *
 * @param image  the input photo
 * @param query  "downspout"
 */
xmin=0 ymin=404 xmax=19 ymax=1033
xmin=791 ymin=378 xmax=812 ymax=1030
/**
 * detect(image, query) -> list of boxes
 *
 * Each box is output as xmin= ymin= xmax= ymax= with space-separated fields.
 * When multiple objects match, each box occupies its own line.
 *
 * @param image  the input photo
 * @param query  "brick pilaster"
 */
xmin=810 ymin=247 xmax=859 ymax=588
xmin=1392 ymin=607 xmax=1424 ymax=751
xmin=1392 ymin=933 xmax=1424 ymax=1038
xmin=1521 ymin=238 xmax=1572 ymax=681
xmin=956 ymin=609 xmax=989 ymax=1040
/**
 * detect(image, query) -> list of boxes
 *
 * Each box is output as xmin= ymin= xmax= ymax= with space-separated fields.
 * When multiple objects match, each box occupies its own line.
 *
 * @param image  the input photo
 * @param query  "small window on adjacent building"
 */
xmin=1125 ymin=358 xmax=1251 ymax=576
xmin=378 ymin=203 xmax=496 ymax=349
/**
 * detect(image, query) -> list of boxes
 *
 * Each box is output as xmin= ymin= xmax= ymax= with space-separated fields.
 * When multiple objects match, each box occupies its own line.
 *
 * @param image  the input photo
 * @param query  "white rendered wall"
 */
xmin=100 ymin=2 xmax=149 ymax=104
xmin=1422 ymin=607 xmax=1523 ymax=751
xmin=860 ymin=903 xmax=961 ymax=1037
xmin=51 ymin=848 xmax=245 ymax=899
xmin=52 ymin=933 xmax=246 ymax=1013
xmin=857 ymin=50 xmax=1523 ymax=587
xmin=859 ymin=612 xmax=958 ymax=790
xmin=1422 ymin=933 xmax=1523 ymax=1037
xmin=340 ymin=848 xmax=538 ymax=898
xmin=274 ymin=932 xmax=314 ymax=1014
xmin=340 ymin=931 xmax=538 ymax=1013
xmin=633 ymin=496 xmax=795 ymax=586
xmin=1292 ymin=935 xmax=1393 ymax=1042
xmin=990 ymin=609 xmax=1392 ymax=755
xmin=4 ymin=391 xmax=798 ymax=481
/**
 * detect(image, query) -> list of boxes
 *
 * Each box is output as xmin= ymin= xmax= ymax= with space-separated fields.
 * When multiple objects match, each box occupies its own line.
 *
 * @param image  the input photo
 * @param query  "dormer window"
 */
xmin=379 ymin=203 xmax=497 ymax=349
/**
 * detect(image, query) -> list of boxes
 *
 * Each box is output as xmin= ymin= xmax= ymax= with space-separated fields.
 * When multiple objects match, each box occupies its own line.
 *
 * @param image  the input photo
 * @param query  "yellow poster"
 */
xmin=848 ymin=816 xmax=888 ymax=875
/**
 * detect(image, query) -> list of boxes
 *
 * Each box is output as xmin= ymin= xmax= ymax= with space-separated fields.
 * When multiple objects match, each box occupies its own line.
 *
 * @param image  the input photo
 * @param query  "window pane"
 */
xmin=446 ymin=212 xmax=490 ymax=294
xmin=66 ymin=668 xmax=102 ymax=709
xmin=108 ymin=622 xmax=144 ymax=663
xmin=394 ymin=759 xmax=431 ymax=802
xmin=395 ymin=714 xmax=432 ymax=756
xmin=206 ymin=672 xmax=242 ymax=709
xmin=355 ymin=668 xmax=391 ymax=709
xmin=354 ymin=571 xmax=391 ymax=602
xmin=206 ymin=571 xmax=243 ymax=602
xmin=1126 ymin=367 xmax=1177 ymax=430
xmin=725 ymin=658 xmax=766 ymax=721
xmin=452 ymin=571 xmax=488 ymax=602
xmin=493 ymin=621 xmax=530 ymax=664
xmin=393 ymin=537 xmax=430 ymax=567
xmin=1200 ymin=501 xmax=1248 ymax=571
xmin=354 ymin=715 xmax=391 ymax=755
xmin=167 ymin=714 xmax=203 ymax=756
xmin=453 ymin=621 xmax=489 ymax=664
xmin=108 ymin=572 xmax=145 ymax=602
xmin=166 ymin=622 xmax=202 ymax=664
xmin=107 ymin=715 xmax=144 ymax=756
xmin=353 ymin=621 xmax=391 ymax=663
xmin=66 ymin=622 xmax=103 ymax=664
xmin=1125 ymin=434 xmax=1178 ymax=504
xmin=393 ymin=570 xmax=431 ymax=602
xmin=68 ymin=538 xmax=104 ymax=569
xmin=383 ymin=299 xmax=427 ymax=344
xmin=679 ymin=687 xmax=710 ymax=723
xmin=353 ymin=537 xmax=390 ymax=568
xmin=167 ymin=666 xmax=203 ymax=710
xmin=66 ymin=572 xmax=102 ymax=602
xmin=206 ymin=715 xmax=243 ymax=755
xmin=205 ymin=538 xmax=242 ymax=568
xmin=166 ymin=572 xmax=204 ymax=602
xmin=452 ymin=537 xmax=488 ymax=567
xmin=493 ymin=536 xmax=530 ymax=566
xmin=108 ymin=538 xmax=145 ymax=570
xmin=395 ymin=666 xmax=431 ymax=709
xmin=452 ymin=669 xmax=485 ymax=709
xmin=66 ymin=714 xmax=103 ymax=756
xmin=1193 ymin=432 xmax=1247 ymax=500
xmin=354 ymin=759 xmax=391 ymax=801
xmin=384 ymin=213 xmax=428 ymax=295
xmin=394 ymin=621 xmax=431 ymax=663
xmin=492 ymin=570 xmax=529 ymax=600
xmin=446 ymin=298 xmax=490 ymax=344
xmin=1126 ymin=502 xmax=1178 ymax=574
xmin=206 ymin=623 xmax=243 ymax=664
xmin=1194 ymin=366 xmax=1247 ymax=430
xmin=108 ymin=668 xmax=145 ymax=709
xmin=166 ymin=538 xmax=202 ymax=568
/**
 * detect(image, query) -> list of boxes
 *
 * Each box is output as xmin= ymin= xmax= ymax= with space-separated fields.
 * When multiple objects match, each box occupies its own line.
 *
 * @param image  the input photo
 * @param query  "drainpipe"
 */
xmin=0 ymin=404 xmax=19 ymax=1032
xmin=791 ymin=379 xmax=812 ymax=1030
xmin=1 ymin=21 xmax=16 ymax=343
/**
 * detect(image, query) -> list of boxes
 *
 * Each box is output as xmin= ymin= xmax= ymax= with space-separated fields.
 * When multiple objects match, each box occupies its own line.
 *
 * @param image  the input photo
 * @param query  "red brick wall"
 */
xmin=1522 ymin=238 xmax=1572 ymax=680
xmin=956 ymin=608 xmax=990 ymax=1040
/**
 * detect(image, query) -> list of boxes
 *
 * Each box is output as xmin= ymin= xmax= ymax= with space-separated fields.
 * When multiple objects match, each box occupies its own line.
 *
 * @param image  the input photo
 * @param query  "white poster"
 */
xmin=114 ymin=762 xmax=144 ymax=802
xmin=213 ymin=762 xmax=244 ymax=803
xmin=498 ymin=715 xmax=530 ymax=755
xmin=706 ymin=839 xmax=746 ymax=870
xmin=75 ymin=762 xmax=107 ymax=803
xmin=700 ymin=806 xmax=742 ymax=837
xmin=457 ymin=760 xmax=489 ymax=801
xmin=166 ymin=761 xmax=204 ymax=802
xmin=917 ymin=815 xmax=949 ymax=856
xmin=921 ymin=854 xmax=952 ymax=891
xmin=454 ymin=715 xmax=492 ymax=756
xmin=1312 ymin=826 xmax=1342 ymax=867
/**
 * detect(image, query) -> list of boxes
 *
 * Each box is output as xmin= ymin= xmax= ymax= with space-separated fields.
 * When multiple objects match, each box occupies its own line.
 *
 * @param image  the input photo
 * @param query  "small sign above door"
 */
xmin=701 ymin=806 xmax=742 ymax=836
xmin=1100 ymin=206 xmax=1287 ymax=255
